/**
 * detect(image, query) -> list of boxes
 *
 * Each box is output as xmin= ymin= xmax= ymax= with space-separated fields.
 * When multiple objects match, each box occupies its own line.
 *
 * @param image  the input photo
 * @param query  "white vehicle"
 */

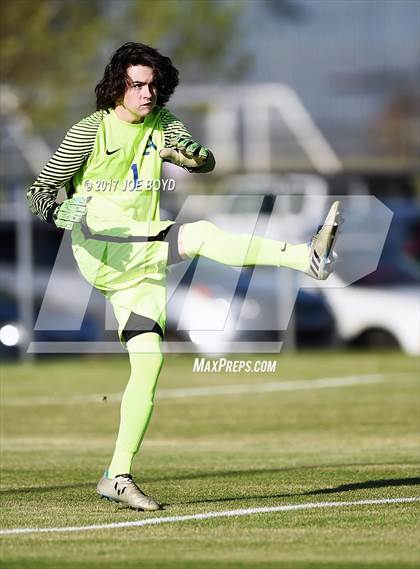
xmin=322 ymin=279 xmax=420 ymax=355
xmin=321 ymin=203 xmax=420 ymax=354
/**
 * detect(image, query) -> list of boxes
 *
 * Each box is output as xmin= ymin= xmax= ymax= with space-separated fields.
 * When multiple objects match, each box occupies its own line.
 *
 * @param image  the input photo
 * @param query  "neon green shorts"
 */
xmin=71 ymin=211 xmax=182 ymax=347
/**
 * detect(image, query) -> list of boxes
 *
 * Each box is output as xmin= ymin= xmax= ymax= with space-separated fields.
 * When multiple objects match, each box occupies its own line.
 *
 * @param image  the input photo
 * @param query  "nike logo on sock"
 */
xmin=106 ymin=148 xmax=121 ymax=155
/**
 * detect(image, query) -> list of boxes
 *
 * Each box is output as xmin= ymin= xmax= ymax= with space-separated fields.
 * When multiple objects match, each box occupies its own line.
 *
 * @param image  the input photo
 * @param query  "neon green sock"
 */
xmin=181 ymin=221 xmax=310 ymax=272
xmin=107 ymin=332 xmax=163 ymax=478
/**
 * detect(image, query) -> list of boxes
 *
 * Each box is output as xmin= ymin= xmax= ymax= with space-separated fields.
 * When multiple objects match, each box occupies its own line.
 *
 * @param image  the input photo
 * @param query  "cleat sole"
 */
xmin=311 ymin=201 xmax=343 ymax=280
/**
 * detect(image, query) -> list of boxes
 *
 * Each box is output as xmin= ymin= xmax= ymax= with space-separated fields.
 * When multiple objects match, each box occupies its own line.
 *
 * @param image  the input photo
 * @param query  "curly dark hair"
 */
xmin=95 ymin=42 xmax=179 ymax=110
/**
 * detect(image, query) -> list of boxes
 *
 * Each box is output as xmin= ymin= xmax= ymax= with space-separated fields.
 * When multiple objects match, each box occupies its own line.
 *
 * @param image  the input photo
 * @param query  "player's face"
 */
xmin=118 ymin=65 xmax=157 ymax=122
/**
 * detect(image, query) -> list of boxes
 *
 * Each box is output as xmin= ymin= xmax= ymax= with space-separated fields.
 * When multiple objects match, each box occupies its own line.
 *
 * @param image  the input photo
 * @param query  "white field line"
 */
xmin=1 ymin=373 xmax=411 ymax=406
xmin=1 ymin=497 xmax=418 ymax=536
xmin=156 ymin=374 xmax=386 ymax=398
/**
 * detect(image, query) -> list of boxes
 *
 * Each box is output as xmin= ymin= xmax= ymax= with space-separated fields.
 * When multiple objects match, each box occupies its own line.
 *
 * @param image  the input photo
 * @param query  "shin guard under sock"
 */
xmin=108 ymin=332 xmax=163 ymax=477
xmin=181 ymin=220 xmax=310 ymax=272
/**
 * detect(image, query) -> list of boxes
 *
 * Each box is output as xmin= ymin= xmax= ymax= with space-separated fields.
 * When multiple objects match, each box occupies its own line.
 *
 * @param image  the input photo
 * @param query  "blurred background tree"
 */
xmin=1 ymin=0 xmax=106 ymax=128
xmin=0 ymin=0 xmax=251 ymax=129
xmin=124 ymin=0 xmax=252 ymax=83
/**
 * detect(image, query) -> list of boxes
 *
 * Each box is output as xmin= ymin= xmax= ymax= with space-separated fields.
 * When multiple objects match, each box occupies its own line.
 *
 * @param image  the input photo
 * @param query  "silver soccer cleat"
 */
xmin=306 ymin=200 xmax=343 ymax=280
xmin=96 ymin=473 xmax=162 ymax=511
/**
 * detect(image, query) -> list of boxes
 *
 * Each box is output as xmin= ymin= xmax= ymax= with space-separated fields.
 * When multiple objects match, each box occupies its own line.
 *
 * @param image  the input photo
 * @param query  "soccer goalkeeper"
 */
xmin=27 ymin=42 xmax=342 ymax=511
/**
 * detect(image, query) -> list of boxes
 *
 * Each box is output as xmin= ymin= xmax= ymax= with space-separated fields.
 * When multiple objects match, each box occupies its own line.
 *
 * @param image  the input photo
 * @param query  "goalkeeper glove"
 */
xmin=53 ymin=196 xmax=90 ymax=230
xmin=159 ymin=136 xmax=209 ymax=169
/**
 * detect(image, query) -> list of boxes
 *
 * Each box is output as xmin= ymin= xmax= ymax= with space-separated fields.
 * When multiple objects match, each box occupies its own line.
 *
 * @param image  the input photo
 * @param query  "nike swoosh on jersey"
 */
xmin=106 ymin=148 xmax=121 ymax=155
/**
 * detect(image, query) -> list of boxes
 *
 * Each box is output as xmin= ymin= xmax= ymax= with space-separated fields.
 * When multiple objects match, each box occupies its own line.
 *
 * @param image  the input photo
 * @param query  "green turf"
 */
xmin=1 ymin=351 xmax=419 ymax=568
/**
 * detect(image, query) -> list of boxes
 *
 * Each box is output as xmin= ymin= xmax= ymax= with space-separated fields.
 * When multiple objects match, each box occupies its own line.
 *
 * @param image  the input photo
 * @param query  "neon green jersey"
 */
xmin=72 ymin=108 xmax=164 ymax=224
xmin=27 ymin=106 xmax=215 ymax=224
xmin=26 ymin=105 xmax=215 ymax=345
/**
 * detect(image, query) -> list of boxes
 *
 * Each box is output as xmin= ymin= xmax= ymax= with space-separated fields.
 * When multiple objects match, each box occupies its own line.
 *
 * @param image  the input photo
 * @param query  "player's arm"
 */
xmin=27 ymin=112 xmax=102 ymax=228
xmin=159 ymin=108 xmax=215 ymax=173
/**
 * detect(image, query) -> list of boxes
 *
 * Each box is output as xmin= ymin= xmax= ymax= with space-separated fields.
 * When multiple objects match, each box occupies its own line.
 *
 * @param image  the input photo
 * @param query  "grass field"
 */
xmin=1 ymin=351 xmax=419 ymax=568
